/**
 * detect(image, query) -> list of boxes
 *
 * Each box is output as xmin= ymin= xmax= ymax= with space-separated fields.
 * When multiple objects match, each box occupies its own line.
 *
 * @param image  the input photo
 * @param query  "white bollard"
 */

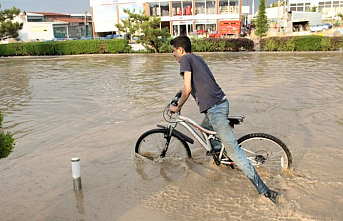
xmin=71 ymin=157 xmax=82 ymax=190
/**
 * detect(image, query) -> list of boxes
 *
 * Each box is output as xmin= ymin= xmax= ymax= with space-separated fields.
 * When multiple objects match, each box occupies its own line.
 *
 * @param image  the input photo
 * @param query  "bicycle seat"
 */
xmin=228 ymin=115 xmax=244 ymax=125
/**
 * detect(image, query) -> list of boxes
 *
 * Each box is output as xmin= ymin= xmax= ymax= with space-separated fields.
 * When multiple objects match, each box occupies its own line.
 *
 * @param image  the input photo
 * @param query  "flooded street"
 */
xmin=1 ymin=52 xmax=343 ymax=220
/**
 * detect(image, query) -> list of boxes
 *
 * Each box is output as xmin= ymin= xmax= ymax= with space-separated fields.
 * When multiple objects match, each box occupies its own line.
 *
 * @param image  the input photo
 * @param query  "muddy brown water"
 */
xmin=1 ymin=52 xmax=343 ymax=220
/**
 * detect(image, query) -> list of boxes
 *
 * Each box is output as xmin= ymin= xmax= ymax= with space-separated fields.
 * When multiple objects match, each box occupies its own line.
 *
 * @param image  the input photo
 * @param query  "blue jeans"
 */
xmin=201 ymin=100 xmax=270 ymax=195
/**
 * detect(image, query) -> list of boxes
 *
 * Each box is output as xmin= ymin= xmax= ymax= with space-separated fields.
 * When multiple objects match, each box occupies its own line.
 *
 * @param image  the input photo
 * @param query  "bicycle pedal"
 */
xmin=209 ymin=152 xmax=221 ymax=166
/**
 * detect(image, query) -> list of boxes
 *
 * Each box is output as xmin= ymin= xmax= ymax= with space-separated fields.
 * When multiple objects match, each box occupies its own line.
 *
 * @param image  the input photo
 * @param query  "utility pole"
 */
xmin=252 ymin=0 xmax=255 ymax=17
xmin=277 ymin=0 xmax=280 ymax=34
xmin=84 ymin=10 xmax=87 ymax=37
xmin=246 ymin=0 xmax=249 ymax=26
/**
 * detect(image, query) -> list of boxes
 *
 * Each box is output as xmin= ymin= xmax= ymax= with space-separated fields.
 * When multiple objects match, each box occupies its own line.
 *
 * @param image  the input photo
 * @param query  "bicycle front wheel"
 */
xmin=237 ymin=133 xmax=292 ymax=174
xmin=135 ymin=128 xmax=191 ymax=161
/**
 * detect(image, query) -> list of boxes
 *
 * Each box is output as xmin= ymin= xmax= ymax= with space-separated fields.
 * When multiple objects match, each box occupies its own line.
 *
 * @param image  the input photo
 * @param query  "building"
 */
xmin=14 ymin=12 xmax=93 ymax=42
xmin=287 ymin=0 xmax=343 ymax=19
xmin=90 ymin=0 xmax=245 ymax=37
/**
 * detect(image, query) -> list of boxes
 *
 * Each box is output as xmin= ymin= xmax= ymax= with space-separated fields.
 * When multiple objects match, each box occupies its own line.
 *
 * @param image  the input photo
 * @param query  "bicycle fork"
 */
xmin=160 ymin=125 xmax=174 ymax=158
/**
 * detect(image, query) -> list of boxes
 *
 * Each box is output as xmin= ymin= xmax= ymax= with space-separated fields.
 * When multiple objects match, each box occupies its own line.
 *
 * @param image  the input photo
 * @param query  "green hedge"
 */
xmin=3 ymin=36 xmax=341 ymax=56
xmin=192 ymin=38 xmax=255 ymax=52
xmin=0 ymin=39 xmax=131 ymax=56
xmin=156 ymin=37 xmax=255 ymax=53
xmin=260 ymin=36 xmax=343 ymax=51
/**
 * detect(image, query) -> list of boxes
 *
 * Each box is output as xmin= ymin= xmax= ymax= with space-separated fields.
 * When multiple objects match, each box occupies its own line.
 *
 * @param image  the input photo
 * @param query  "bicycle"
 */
xmin=135 ymin=92 xmax=293 ymax=174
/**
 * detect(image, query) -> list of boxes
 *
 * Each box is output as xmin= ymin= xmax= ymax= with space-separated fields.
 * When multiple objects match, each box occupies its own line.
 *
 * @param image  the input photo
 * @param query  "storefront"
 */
xmin=90 ymin=0 xmax=242 ymax=37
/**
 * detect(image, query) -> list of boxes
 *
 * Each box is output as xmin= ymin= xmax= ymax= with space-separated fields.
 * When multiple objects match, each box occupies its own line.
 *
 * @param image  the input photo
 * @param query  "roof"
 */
xmin=28 ymin=12 xmax=85 ymax=23
xmin=53 ymin=17 xmax=85 ymax=23
xmin=29 ymin=12 xmax=69 ymax=16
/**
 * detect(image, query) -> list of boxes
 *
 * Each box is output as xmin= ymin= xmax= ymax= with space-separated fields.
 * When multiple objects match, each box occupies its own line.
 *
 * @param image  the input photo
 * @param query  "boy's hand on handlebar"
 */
xmin=169 ymin=104 xmax=180 ymax=114
xmin=169 ymin=91 xmax=182 ymax=114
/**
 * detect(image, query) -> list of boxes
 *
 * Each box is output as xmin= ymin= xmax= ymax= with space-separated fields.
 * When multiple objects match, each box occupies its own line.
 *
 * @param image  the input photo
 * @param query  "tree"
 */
xmin=0 ymin=111 xmax=15 ymax=159
xmin=0 ymin=6 xmax=23 ymax=39
xmin=115 ymin=9 xmax=170 ymax=53
xmin=269 ymin=3 xmax=278 ymax=8
xmin=338 ymin=12 xmax=343 ymax=20
xmin=254 ymin=0 xmax=269 ymax=40
xmin=311 ymin=6 xmax=317 ymax=12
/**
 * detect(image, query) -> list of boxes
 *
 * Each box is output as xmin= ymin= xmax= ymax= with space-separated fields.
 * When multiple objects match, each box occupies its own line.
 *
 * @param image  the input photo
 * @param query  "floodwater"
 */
xmin=0 ymin=52 xmax=343 ymax=221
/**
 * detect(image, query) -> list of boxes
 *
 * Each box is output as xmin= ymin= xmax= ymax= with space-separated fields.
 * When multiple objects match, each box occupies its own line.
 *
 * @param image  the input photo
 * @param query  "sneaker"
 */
xmin=264 ymin=190 xmax=279 ymax=204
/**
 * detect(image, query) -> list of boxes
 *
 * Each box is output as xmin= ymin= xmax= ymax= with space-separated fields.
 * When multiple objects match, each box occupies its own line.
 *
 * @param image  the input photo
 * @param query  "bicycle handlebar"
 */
xmin=163 ymin=92 xmax=182 ymax=122
xmin=170 ymin=91 xmax=182 ymax=107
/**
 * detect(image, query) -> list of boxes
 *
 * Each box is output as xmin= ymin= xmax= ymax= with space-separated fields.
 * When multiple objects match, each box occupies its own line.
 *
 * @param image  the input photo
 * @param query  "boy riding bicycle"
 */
xmin=169 ymin=35 xmax=278 ymax=203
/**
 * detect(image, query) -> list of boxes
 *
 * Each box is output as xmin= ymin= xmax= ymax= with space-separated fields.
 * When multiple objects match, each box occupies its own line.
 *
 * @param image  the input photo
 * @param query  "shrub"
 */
xmin=0 ymin=112 xmax=15 ymax=159
xmin=263 ymin=38 xmax=278 ymax=51
xmin=332 ymin=37 xmax=343 ymax=49
xmin=154 ymin=37 xmax=174 ymax=53
xmin=191 ymin=38 xmax=255 ymax=52
xmin=260 ymin=36 xmax=343 ymax=51
xmin=0 ymin=39 xmax=130 ymax=56
xmin=293 ymin=35 xmax=323 ymax=51
xmin=281 ymin=37 xmax=295 ymax=51
xmin=104 ymin=39 xmax=131 ymax=53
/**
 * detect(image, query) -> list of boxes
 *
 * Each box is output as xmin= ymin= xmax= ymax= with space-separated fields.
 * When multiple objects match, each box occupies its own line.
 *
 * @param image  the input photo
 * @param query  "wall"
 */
xmin=18 ymin=22 xmax=56 ymax=41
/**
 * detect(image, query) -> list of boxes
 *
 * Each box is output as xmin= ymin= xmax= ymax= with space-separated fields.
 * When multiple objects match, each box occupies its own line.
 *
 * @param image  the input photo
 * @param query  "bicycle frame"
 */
xmin=163 ymin=112 xmax=244 ymax=165
xmin=169 ymin=113 xmax=219 ymax=152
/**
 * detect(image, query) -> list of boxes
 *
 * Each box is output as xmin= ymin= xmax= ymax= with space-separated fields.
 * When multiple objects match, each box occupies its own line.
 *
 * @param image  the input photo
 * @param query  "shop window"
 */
xmin=196 ymin=24 xmax=206 ymax=34
xmin=183 ymin=1 xmax=193 ymax=15
xmin=172 ymin=2 xmax=182 ymax=16
xmin=53 ymin=26 xmax=68 ymax=38
xmin=150 ymin=3 xmax=160 ymax=16
xmin=173 ymin=25 xmax=179 ymax=36
xmin=187 ymin=24 xmax=194 ymax=35
xmin=206 ymin=0 xmax=216 ymax=14
xmin=229 ymin=1 xmax=238 ymax=13
xmin=219 ymin=0 xmax=229 ymax=14
xmin=150 ymin=3 xmax=169 ymax=16
xmin=160 ymin=2 xmax=170 ymax=16
xmin=195 ymin=20 xmax=216 ymax=34
xmin=305 ymin=3 xmax=311 ymax=12
xmin=195 ymin=0 xmax=206 ymax=15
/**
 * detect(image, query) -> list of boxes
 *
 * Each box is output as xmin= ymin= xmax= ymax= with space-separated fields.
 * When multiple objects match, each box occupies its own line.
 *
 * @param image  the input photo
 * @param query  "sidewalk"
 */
xmin=130 ymin=42 xmax=145 ymax=51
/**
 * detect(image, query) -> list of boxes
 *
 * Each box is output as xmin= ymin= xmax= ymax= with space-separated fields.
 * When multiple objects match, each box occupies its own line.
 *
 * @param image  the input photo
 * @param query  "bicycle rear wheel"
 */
xmin=237 ymin=133 xmax=292 ymax=174
xmin=135 ymin=128 xmax=191 ymax=161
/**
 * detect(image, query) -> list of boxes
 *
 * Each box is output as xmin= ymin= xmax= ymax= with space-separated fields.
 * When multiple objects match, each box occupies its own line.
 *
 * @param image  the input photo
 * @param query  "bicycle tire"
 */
xmin=237 ymin=133 xmax=292 ymax=174
xmin=135 ymin=128 xmax=191 ymax=161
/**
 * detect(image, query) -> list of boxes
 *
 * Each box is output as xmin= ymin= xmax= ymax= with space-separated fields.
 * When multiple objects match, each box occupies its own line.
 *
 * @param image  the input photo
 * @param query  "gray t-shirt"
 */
xmin=180 ymin=53 xmax=225 ymax=113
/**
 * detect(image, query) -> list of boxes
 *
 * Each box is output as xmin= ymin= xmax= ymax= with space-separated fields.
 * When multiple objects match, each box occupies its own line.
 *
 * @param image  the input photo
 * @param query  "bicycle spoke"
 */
xmin=237 ymin=133 xmax=292 ymax=174
xmin=136 ymin=129 xmax=191 ymax=161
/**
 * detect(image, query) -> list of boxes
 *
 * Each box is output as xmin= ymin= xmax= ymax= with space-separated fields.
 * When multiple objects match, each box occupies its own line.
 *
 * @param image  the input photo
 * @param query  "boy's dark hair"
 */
xmin=170 ymin=36 xmax=192 ymax=53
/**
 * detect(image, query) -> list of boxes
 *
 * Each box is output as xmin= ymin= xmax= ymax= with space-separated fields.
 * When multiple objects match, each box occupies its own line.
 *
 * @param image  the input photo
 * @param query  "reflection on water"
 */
xmin=1 ymin=52 xmax=343 ymax=220
xmin=74 ymin=190 xmax=85 ymax=215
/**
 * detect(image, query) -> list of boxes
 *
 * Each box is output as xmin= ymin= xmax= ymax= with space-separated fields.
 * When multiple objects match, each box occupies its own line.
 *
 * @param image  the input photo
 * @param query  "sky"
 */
xmin=0 ymin=0 xmax=91 ymax=14
xmin=1 ymin=0 xmax=276 ymax=15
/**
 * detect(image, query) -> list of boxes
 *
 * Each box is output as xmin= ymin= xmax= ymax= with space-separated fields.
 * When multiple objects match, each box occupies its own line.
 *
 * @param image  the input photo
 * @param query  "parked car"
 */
xmin=323 ymin=23 xmax=333 ymax=29
xmin=310 ymin=24 xmax=329 ymax=32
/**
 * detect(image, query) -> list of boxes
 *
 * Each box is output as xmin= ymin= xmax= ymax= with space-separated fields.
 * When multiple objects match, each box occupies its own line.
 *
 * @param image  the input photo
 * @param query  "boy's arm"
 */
xmin=170 ymin=71 xmax=192 ymax=113
xmin=178 ymin=71 xmax=192 ymax=108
